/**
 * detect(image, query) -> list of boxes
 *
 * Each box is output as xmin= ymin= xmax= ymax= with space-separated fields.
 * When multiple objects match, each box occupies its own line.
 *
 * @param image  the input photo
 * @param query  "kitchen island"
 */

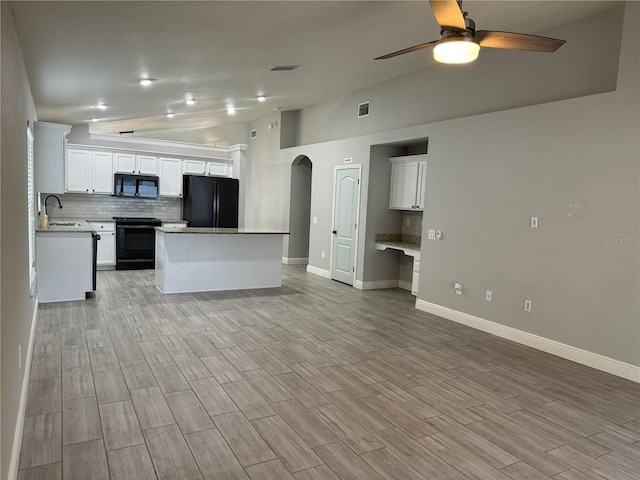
xmin=155 ymin=227 xmax=289 ymax=294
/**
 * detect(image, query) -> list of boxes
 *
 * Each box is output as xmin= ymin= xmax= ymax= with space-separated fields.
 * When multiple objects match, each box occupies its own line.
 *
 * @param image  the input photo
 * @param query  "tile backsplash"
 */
xmin=43 ymin=193 xmax=181 ymax=220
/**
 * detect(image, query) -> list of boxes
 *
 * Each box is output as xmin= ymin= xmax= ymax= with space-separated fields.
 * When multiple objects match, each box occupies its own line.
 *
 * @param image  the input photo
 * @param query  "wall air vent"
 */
xmin=358 ymin=101 xmax=370 ymax=118
xmin=250 ymin=129 xmax=257 ymax=139
xmin=270 ymin=65 xmax=301 ymax=71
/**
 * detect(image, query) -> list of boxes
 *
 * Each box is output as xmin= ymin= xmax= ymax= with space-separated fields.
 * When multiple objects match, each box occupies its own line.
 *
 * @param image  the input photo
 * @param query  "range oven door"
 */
xmin=115 ymin=224 xmax=156 ymax=270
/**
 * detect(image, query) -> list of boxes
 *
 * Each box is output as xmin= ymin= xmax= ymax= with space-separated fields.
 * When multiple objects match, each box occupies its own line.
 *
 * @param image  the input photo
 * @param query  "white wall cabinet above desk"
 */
xmin=389 ymin=155 xmax=427 ymax=211
xmin=114 ymin=153 xmax=158 ymax=175
xmin=66 ymin=149 xmax=113 ymax=194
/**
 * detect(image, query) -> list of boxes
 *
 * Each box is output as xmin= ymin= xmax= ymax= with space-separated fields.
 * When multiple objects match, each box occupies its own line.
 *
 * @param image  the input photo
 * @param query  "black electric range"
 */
xmin=114 ymin=217 xmax=162 ymax=270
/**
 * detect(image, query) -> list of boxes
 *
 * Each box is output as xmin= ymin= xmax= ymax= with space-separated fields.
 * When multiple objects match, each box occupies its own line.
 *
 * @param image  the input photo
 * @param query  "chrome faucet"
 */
xmin=44 ymin=194 xmax=63 ymax=215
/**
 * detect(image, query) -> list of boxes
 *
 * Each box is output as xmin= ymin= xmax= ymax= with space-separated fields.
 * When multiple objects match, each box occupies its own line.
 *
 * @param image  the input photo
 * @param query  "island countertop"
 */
xmin=155 ymin=226 xmax=289 ymax=235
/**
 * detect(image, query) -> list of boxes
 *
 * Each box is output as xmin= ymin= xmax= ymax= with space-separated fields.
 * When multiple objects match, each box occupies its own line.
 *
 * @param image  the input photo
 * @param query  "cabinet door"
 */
xmin=389 ymin=161 xmax=419 ymax=209
xmin=91 ymin=152 xmax=114 ymax=193
xmin=416 ymin=161 xmax=427 ymax=210
xmin=96 ymin=232 xmax=116 ymax=267
xmin=159 ymin=157 xmax=183 ymax=197
xmin=66 ymin=149 xmax=91 ymax=192
xmin=137 ymin=155 xmax=158 ymax=175
xmin=182 ymin=159 xmax=206 ymax=175
xmin=206 ymin=161 xmax=230 ymax=177
xmin=113 ymin=153 xmax=136 ymax=173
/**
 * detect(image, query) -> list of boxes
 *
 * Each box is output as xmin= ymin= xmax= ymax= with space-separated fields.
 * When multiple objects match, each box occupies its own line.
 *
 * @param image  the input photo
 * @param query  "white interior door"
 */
xmin=331 ymin=167 xmax=360 ymax=285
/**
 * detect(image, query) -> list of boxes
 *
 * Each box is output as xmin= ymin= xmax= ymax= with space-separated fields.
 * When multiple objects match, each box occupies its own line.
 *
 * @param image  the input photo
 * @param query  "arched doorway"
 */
xmin=285 ymin=156 xmax=312 ymax=264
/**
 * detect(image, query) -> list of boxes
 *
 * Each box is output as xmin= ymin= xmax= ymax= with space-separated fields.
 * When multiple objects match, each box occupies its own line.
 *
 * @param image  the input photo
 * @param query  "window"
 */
xmin=27 ymin=127 xmax=36 ymax=295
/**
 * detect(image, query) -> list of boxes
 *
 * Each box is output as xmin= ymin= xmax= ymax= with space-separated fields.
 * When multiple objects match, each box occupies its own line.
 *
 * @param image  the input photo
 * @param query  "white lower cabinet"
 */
xmin=411 ymin=259 xmax=420 ymax=296
xmin=90 ymin=222 xmax=116 ymax=269
xmin=37 ymin=232 xmax=93 ymax=303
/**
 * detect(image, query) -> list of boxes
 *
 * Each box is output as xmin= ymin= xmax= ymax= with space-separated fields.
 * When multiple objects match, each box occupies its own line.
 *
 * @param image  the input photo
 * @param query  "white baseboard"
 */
xmin=398 ymin=280 xmax=412 ymax=291
xmin=8 ymin=300 xmax=39 ymax=480
xmin=415 ymin=300 xmax=640 ymax=383
xmin=282 ymin=257 xmax=308 ymax=265
xmin=306 ymin=264 xmax=331 ymax=279
xmin=354 ymin=279 xmax=400 ymax=290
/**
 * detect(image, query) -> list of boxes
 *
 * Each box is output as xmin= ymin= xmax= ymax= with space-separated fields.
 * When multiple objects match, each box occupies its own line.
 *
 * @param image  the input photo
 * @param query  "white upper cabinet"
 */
xmin=91 ymin=151 xmax=114 ymax=193
xmin=137 ymin=155 xmax=159 ymax=175
xmin=389 ymin=155 xmax=427 ymax=211
xmin=66 ymin=149 xmax=113 ymax=194
xmin=182 ymin=158 xmax=232 ymax=177
xmin=34 ymin=121 xmax=72 ymax=194
xmin=114 ymin=153 xmax=158 ymax=175
xmin=66 ymin=149 xmax=92 ymax=193
xmin=159 ymin=157 xmax=183 ymax=197
xmin=182 ymin=159 xmax=206 ymax=175
xmin=206 ymin=161 xmax=231 ymax=177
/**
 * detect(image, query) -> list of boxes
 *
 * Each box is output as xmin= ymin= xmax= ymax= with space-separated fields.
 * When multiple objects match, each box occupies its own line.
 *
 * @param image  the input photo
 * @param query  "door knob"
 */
xmin=332 ymin=230 xmax=337 ymax=234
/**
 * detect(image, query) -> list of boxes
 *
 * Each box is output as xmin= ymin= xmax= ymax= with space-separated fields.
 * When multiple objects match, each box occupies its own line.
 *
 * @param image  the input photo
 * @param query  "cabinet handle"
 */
xmin=86 ymin=189 xmax=89 ymax=192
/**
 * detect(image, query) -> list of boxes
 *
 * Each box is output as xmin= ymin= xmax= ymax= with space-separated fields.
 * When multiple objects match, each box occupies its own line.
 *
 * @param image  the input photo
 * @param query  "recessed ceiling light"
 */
xmin=95 ymin=103 xmax=107 ymax=110
xmin=166 ymin=112 xmax=175 ymax=118
xmin=227 ymin=106 xmax=236 ymax=115
xmin=91 ymin=118 xmax=99 ymax=123
xmin=256 ymin=95 xmax=267 ymax=102
xmin=139 ymin=78 xmax=156 ymax=86
xmin=185 ymin=98 xmax=196 ymax=105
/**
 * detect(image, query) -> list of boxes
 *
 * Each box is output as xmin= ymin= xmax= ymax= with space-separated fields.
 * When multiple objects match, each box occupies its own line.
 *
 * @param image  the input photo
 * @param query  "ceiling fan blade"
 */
xmin=429 ymin=0 xmax=466 ymax=31
xmin=476 ymin=31 xmax=566 ymax=52
xmin=375 ymin=40 xmax=438 ymax=60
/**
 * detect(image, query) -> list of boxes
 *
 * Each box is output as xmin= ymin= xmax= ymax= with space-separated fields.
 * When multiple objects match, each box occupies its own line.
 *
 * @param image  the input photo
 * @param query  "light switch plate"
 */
xmin=428 ymin=229 xmax=436 ymax=240
xmin=312 ymin=216 xmax=318 ymax=225
xmin=530 ymin=216 xmax=539 ymax=228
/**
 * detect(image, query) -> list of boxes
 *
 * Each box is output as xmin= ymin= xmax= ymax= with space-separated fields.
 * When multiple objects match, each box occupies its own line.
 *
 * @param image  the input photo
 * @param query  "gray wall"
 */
xmin=1 ymin=3 xmax=38 ymax=478
xmin=296 ymin=5 xmax=624 ymax=146
xmin=244 ymin=3 xmax=639 ymax=366
xmin=287 ymin=157 xmax=312 ymax=260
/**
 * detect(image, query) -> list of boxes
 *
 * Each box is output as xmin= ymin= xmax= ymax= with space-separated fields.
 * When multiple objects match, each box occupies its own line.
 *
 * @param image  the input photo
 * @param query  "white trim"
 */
xmin=282 ymin=257 xmax=308 ymax=265
xmin=68 ymin=142 xmax=233 ymax=162
xmin=329 ymin=164 xmax=362 ymax=287
xmin=90 ymin=133 xmax=246 ymax=155
xmin=354 ymin=279 xmax=400 ymax=290
xmin=8 ymin=300 xmax=39 ymax=480
xmin=306 ymin=264 xmax=331 ymax=279
xmin=415 ymin=300 xmax=640 ymax=383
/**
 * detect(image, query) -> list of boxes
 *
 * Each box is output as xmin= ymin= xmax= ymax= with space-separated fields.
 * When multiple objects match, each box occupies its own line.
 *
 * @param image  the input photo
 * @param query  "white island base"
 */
xmin=155 ymin=228 xmax=286 ymax=294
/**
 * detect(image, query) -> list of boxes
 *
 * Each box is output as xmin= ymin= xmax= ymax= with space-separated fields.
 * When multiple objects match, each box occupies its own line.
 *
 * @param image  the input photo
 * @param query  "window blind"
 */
xmin=27 ymin=127 xmax=36 ymax=295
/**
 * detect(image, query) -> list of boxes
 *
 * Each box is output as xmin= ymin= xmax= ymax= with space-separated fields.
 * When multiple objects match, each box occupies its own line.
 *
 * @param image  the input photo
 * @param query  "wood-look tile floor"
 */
xmin=19 ymin=265 xmax=640 ymax=480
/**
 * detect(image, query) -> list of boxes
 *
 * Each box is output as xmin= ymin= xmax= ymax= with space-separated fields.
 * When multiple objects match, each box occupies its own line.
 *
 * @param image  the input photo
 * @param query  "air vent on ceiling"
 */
xmin=358 ymin=101 xmax=370 ymax=118
xmin=270 ymin=65 xmax=301 ymax=71
xmin=250 ymin=129 xmax=257 ymax=139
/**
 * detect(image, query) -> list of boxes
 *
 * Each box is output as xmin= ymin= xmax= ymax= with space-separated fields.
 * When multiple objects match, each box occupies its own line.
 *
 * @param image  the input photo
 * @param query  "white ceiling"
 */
xmin=11 ymin=1 xmax=617 ymax=145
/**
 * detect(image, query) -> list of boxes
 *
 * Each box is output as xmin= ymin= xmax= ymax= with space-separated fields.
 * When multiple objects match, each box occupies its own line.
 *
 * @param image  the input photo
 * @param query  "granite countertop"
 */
xmin=156 ymin=227 xmax=289 ymax=235
xmin=375 ymin=233 xmax=421 ymax=249
xmin=36 ymin=219 xmax=95 ymax=233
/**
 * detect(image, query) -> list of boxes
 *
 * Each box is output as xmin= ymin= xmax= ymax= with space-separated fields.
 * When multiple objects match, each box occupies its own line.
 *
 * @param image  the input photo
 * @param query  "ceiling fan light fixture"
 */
xmin=433 ymin=35 xmax=480 ymax=64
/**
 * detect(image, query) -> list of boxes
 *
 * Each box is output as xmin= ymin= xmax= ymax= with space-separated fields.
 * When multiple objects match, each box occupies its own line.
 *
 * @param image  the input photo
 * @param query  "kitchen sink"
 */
xmin=49 ymin=222 xmax=83 ymax=227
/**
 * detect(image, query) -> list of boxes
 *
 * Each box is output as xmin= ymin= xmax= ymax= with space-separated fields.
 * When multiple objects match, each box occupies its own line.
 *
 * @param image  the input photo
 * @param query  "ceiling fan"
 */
xmin=375 ymin=0 xmax=566 ymax=64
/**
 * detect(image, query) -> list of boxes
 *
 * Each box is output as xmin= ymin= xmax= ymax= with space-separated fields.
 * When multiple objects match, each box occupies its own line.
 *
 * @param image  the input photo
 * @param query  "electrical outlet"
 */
xmin=486 ymin=290 xmax=492 ymax=302
xmin=524 ymin=300 xmax=532 ymax=312
xmin=18 ymin=344 xmax=22 ymax=369
xmin=321 ymin=251 xmax=325 ymax=259
xmin=530 ymin=216 xmax=539 ymax=229
xmin=428 ymin=229 xmax=436 ymax=240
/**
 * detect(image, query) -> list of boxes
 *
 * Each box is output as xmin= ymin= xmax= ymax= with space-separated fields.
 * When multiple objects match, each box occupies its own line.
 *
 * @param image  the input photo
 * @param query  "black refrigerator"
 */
xmin=182 ymin=175 xmax=239 ymax=228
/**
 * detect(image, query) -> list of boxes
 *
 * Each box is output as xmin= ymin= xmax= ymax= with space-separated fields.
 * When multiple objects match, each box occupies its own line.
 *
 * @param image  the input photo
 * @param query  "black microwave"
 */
xmin=114 ymin=173 xmax=159 ymax=199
